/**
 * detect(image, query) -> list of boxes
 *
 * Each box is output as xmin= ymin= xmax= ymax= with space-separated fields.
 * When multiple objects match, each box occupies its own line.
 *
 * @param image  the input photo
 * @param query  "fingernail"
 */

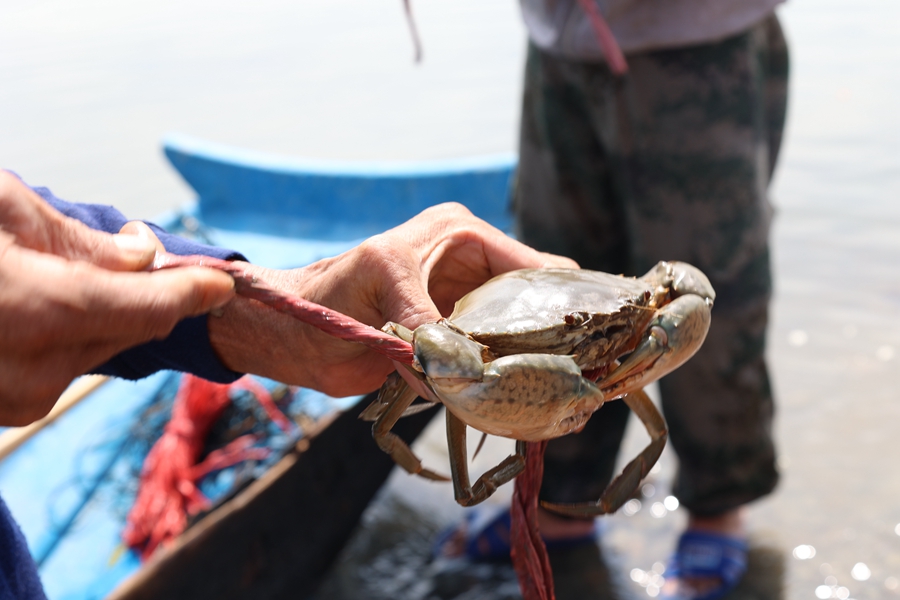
xmin=113 ymin=234 xmax=157 ymax=263
xmin=210 ymin=276 xmax=236 ymax=311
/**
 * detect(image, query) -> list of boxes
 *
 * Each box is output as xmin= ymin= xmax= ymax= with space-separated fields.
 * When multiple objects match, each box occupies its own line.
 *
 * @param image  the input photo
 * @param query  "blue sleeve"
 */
xmin=0 ymin=496 xmax=46 ymax=600
xmin=30 ymin=185 xmax=247 ymax=384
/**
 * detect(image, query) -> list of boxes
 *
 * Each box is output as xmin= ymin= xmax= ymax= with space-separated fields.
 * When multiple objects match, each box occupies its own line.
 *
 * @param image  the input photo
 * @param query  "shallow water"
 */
xmin=2 ymin=1 xmax=900 ymax=599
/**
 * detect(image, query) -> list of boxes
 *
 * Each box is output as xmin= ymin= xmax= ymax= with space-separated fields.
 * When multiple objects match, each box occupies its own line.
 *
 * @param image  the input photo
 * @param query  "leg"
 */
xmin=515 ymin=42 xmax=634 ymax=514
xmin=622 ymin=17 xmax=783 ymax=516
xmin=446 ymin=409 xmax=526 ymax=507
xmin=541 ymin=389 xmax=667 ymax=517
xmin=371 ymin=376 xmax=448 ymax=482
xmin=660 ymin=252 xmax=776 ymax=514
xmin=359 ymin=371 xmax=437 ymax=422
xmin=620 ymin=15 xmax=786 ymax=599
xmin=514 ymin=42 xmax=632 ymax=275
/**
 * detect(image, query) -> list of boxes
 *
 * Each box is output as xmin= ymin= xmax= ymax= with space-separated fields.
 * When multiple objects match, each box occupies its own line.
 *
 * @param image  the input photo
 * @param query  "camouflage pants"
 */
xmin=515 ymin=15 xmax=789 ymax=516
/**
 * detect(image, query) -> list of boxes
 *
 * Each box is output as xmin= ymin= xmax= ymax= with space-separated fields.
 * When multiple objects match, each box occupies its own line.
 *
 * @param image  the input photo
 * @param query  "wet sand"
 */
xmin=3 ymin=1 xmax=900 ymax=598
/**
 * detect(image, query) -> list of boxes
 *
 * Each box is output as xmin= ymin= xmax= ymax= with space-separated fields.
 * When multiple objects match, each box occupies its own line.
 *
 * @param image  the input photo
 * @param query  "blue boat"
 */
xmin=0 ymin=134 xmax=516 ymax=600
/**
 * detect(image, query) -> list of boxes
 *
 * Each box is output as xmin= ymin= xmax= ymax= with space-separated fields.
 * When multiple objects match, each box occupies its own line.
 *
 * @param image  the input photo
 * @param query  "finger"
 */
xmin=0 ymin=172 xmax=159 ymax=270
xmin=389 ymin=202 xmax=577 ymax=280
xmin=76 ymin=266 xmax=237 ymax=346
xmin=467 ymin=227 xmax=579 ymax=273
xmin=53 ymin=212 xmax=158 ymax=271
xmin=118 ymin=220 xmax=166 ymax=263
xmin=11 ymin=254 xmax=237 ymax=347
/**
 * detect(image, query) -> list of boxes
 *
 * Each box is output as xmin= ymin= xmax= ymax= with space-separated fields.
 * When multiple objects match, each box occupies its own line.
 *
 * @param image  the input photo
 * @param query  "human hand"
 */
xmin=0 ymin=172 xmax=235 ymax=426
xmin=208 ymin=202 xmax=577 ymax=397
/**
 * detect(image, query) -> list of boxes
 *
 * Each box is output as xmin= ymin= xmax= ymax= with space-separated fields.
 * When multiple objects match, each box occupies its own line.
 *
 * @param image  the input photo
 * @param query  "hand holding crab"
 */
xmin=363 ymin=262 xmax=715 ymax=517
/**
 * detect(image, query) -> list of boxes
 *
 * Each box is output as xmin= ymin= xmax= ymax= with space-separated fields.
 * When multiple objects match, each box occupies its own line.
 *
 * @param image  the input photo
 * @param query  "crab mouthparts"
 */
xmin=581 ymin=365 xmax=611 ymax=382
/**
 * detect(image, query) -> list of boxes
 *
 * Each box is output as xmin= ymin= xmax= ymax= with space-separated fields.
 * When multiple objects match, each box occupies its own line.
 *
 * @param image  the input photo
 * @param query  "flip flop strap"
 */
xmin=668 ymin=530 xmax=748 ymax=592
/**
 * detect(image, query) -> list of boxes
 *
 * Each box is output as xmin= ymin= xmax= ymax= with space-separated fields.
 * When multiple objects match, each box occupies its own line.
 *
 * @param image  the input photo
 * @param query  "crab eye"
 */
xmin=564 ymin=312 xmax=589 ymax=326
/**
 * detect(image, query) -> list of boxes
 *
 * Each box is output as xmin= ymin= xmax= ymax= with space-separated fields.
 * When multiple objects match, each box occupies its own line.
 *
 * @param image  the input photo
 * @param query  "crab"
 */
xmin=360 ymin=261 xmax=715 ymax=517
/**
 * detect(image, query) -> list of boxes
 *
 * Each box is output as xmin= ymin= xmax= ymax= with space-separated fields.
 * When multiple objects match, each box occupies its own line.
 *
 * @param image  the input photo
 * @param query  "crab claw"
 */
xmin=598 ymin=293 xmax=712 ymax=398
xmin=646 ymin=261 xmax=716 ymax=305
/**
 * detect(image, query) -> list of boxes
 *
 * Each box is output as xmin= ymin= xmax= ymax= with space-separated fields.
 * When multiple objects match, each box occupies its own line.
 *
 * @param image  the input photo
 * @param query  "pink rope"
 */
xmin=511 ymin=440 xmax=555 ymax=600
xmin=151 ymin=253 xmax=416 ymax=366
xmin=123 ymin=376 xmax=276 ymax=559
xmin=123 ymin=375 xmax=232 ymax=558
xmin=575 ymin=0 xmax=628 ymax=75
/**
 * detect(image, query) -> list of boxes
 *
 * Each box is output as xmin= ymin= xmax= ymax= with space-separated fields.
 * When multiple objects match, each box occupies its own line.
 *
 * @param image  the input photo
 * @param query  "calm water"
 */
xmin=3 ymin=1 xmax=900 ymax=599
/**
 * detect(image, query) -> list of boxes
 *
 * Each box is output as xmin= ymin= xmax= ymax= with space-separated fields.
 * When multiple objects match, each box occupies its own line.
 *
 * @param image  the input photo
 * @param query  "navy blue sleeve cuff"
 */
xmin=32 ymin=186 xmax=246 ymax=383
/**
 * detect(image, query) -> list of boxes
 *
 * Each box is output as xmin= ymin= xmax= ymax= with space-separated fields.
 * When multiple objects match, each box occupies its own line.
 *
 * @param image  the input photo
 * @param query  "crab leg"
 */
xmin=371 ymin=379 xmax=449 ymax=482
xmin=359 ymin=372 xmax=437 ymax=422
xmin=540 ymin=388 xmax=666 ymax=517
xmin=446 ymin=410 xmax=527 ymax=507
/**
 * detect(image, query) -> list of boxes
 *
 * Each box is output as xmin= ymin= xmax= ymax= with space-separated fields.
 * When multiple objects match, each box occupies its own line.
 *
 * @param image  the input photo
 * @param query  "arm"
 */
xmin=205 ymin=202 xmax=578 ymax=397
xmin=2 ymin=171 xmax=576 ymax=424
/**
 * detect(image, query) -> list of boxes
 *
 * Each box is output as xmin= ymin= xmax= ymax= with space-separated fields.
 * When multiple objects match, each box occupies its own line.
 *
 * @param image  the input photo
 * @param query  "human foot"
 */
xmin=661 ymin=508 xmax=748 ymax=600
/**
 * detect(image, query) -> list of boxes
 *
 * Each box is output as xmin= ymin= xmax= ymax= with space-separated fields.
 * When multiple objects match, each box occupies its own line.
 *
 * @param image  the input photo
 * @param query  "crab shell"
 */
xmin=413 ymin=262 xmax=715 ymax=440
xmin=450 ymin=268 xmax=658 ymax=373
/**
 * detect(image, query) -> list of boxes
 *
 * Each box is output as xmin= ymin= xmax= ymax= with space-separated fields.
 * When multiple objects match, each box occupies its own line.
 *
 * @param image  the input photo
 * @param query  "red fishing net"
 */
xmin=123 ymin=375 xmax=276 ymax=559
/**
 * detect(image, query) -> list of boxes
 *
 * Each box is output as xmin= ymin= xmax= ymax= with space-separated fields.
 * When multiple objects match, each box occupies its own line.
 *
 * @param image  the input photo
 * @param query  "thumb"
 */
xmin=115 ymin=220 xmax=167 ymax=269
xmin=50 ymin=214 xmax=159 ymax=271
xmin=0 ymin=173 xmax=159 ymax=270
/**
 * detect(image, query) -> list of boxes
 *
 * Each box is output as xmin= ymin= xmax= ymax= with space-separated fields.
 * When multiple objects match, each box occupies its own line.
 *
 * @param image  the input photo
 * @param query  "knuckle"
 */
xmin=427 ymin=202 xmax=473 ymax=218
xmin=354 ymin=236 xmax=411 ymax=269
xmin=0 ymin=171 xmax=27 ymax=205
xmin=417 ymin=202 xmax=477 ymax=228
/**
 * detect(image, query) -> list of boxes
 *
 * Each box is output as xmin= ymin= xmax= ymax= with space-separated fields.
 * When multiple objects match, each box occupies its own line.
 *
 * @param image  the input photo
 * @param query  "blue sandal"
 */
xmin=432 ymin=506 xmax=597 ymax=562
xmin=662 ymin=530 xmax=748 ymax=600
